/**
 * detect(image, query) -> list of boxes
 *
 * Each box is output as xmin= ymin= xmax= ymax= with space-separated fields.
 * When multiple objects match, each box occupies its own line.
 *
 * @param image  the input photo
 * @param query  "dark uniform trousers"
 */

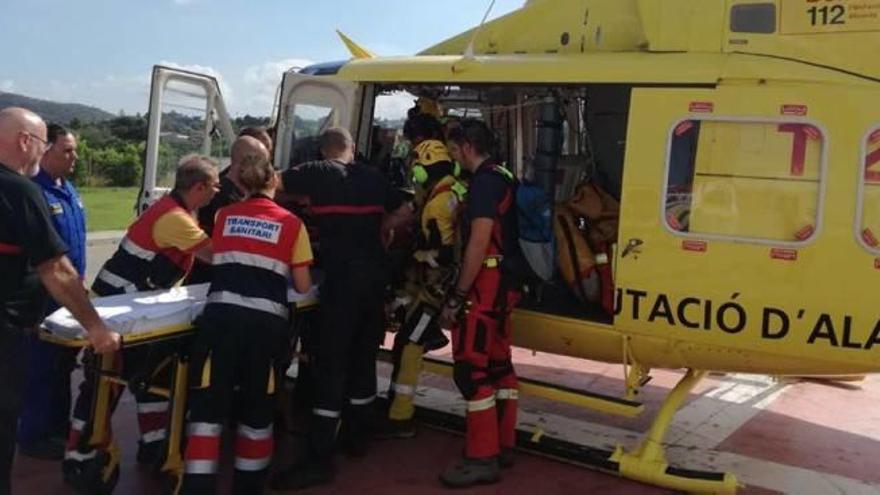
xmin=181 ymin=307 xmax=285 ymax=495
xmin=309 ymin=260 xmax=387 ymax=462
xmin=452 ymin=267 xmax=521 ymax=459
xmin=0 ymin=325 xmax=26 ymax=495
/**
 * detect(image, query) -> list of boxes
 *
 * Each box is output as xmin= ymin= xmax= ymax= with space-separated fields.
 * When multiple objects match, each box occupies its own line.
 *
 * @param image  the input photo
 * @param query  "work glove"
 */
xmin=438 ymin=288 xmax=468 ymax=330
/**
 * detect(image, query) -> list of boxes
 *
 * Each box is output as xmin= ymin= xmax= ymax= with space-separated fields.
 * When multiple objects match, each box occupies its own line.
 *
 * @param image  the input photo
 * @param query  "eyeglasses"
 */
xmin=23 ymin=132 xmax=48 ymax=148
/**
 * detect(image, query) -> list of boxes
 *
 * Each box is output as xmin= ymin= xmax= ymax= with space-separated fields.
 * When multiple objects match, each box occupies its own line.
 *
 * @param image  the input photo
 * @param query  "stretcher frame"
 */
xmin=41 ymin=299 xmax=318 ymax=494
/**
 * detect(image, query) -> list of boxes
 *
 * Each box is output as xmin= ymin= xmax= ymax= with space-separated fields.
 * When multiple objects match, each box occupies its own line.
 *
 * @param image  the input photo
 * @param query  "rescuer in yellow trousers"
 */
xmin=381 ymin=134 xmax=466 ymax=438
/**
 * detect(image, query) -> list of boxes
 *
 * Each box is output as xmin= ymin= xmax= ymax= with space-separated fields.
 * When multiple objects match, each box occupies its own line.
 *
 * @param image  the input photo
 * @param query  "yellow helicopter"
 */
xmin=135 ymin=0 xmax=880 ymax=492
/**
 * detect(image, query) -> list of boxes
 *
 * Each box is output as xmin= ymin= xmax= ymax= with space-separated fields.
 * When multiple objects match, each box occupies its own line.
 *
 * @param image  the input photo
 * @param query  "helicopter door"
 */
xmin=613 ymin=86 xmax=849 ymax=368
xmin=274 ymin=72 xmax=359 ymax=170
xmin=139 ymin=65 xmax=235 ymax=213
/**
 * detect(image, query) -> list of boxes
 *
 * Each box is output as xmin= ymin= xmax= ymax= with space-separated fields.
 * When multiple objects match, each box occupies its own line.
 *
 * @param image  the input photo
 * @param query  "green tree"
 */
xmin=92 ymin=144 xmax=142 ymax=187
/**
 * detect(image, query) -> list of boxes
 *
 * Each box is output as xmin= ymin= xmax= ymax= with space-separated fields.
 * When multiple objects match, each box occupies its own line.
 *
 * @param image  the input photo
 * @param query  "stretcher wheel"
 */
xmin=64 ymin=451 xmax=120 ymax=495
xmin=95 ymin=463 xmax=120 ymax=495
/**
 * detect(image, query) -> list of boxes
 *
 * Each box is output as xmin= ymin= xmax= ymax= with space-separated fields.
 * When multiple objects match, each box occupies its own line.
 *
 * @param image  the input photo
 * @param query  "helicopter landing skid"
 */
xmin=610 ymin=369 xmax=739 ymax=494
xmin=379 ymin=366 xmax=740 ymax=494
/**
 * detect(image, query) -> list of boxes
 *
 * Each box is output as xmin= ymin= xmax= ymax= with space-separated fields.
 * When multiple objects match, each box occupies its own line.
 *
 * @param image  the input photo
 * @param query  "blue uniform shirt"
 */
xmin=32 ymin=169 xmax=87 ymax=278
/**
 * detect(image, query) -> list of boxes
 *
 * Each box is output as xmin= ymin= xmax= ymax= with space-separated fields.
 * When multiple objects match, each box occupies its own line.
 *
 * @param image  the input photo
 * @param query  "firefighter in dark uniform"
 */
xmin=64 ymin=155 xmax=218 ymax=486
xmin=187 ymin=136 xmax=269 ymax=284
xmin=19 ymin=124 xmax=88 ymax=460
xmin=270 ymin=127 xmax=412 ymax=490
xmin=181 ymin=153 xmax=313 ymax=495
xmin=438 ymin=119 xmax=522 ymax=487
xmin=0 ymin=107 xmax=119 ymax=494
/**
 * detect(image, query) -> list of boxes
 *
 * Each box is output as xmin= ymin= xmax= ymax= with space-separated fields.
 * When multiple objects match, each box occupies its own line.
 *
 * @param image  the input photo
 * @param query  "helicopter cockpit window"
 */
xmin=857 ymin=128 xmax=880 ymax=252
xmin=730 ymin=3 xmax=777 ymax=34
xmin=288 ymin=104 xmax=334 ymax=167
xmin=665 ymin=119 xmax=824 ymax=243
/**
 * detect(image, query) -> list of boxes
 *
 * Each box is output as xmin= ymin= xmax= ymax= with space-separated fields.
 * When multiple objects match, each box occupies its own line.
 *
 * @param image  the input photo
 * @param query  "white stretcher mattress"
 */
xmin=43 ymin=283 xmax=319 ymax=341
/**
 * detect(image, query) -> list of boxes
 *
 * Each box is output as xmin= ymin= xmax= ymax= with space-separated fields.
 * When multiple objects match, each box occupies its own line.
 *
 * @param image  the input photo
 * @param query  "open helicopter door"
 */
xmin=274 ymin=72 xmax=359 ymax=170
xmin=612 ymin=85 xmax=861 ymax=373
xmin=139 ymin=66 xmax=235 ymax=213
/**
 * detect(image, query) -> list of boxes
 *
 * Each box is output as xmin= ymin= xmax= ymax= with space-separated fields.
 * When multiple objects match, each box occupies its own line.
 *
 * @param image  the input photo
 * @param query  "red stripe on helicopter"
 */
xmin=689 ymin=102 xmax=714 ymax=113
xmin=795 ymin=225 xmax=815 ymax=241
xmin=674 ymin=121 xmax=694 ymax=136
xmin=770 ymin=248 xmax=798 ymax=261
xmin=781 ymin=104 xmax=808 ymax=116
xmin=682 ymin=240 xmax=707 ymax=252
xmin=778 ymin=124 xmax=817 ymax=177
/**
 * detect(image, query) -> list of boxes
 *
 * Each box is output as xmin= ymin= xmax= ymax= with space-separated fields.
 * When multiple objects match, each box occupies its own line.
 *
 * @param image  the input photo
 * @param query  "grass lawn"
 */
xmin=79 ymin=187 xmax=138 ymax=232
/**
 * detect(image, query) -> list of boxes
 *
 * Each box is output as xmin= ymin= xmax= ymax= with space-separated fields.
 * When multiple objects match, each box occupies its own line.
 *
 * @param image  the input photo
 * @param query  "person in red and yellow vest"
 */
xmin=438 ymin=120 xmax=522 ymax=488
xmin=181 ymin=152 xmax=313 ymax=495
xmin=63 ymin=155 xmax=218 ymax=488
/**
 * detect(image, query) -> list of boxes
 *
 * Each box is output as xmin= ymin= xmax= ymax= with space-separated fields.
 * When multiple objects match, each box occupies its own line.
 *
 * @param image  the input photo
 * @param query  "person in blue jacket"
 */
xmin=18 ymin=123 xmax=87 ymax=460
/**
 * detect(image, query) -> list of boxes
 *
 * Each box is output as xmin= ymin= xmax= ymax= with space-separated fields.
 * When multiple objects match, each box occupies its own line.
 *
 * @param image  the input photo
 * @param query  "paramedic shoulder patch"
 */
xmin=223 ymin=215 xmax=282 ymax=243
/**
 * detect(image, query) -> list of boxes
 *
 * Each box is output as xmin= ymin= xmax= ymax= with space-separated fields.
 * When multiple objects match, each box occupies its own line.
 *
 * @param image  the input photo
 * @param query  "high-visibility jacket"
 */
xmin=93 ymin=194 xmax=206 ymax=295
xmin=206 ymin=196 xmax=312 ymax=321
xmin=415 ymin=174 xmax=465 ymax=267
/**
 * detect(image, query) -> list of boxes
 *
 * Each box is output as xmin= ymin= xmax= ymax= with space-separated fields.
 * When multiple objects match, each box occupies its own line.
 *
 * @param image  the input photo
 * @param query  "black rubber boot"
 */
xmin=135 ymin=440 xmax=162 ymax=465
xmin=269 ymin=460 xmax=335 ymax=490
xmin=373 ymin=418 xmax=417 ymax=440
xmin=499 ymin=448 xmax=516 ymax=469
xmin=439 ymin=457 xmax=500 ymax=488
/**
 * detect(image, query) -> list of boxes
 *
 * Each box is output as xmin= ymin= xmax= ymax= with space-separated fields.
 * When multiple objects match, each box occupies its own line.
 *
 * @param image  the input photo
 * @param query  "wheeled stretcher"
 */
xmin=41 ymin=284 xmax=318 ymax=494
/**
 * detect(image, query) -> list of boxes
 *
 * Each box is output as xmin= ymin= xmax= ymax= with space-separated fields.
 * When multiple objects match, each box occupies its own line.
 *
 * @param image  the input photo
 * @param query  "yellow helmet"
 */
xmin=411 ymin=140 xmax=451 ymax=185
xmin=413 ymin=140 xmax=451 ymax=166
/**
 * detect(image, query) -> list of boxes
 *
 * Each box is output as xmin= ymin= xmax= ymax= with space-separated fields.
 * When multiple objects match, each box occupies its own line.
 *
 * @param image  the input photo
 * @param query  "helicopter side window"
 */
xmin=287 ymin=103 xmax=334 ymax=168
xmin=730 ymin=3 xmax=777 ymax=34
xmin=664 ymin=119 xmax=824 ymax=243
xmin=857 ymin=127 xmax=880 ymax=251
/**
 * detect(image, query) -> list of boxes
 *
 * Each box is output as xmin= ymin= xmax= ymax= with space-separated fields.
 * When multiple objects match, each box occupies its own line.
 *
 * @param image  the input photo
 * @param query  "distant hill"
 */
xmin=0 ymin=92 xmax=115 ymax=125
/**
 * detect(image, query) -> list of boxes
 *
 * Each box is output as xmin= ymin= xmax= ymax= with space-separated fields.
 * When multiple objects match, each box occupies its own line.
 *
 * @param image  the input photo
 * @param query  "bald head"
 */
xmin=229 ymin=136 xmax=269 ymax=183
xmin=0 ymin=107 xmax=47 ymax=174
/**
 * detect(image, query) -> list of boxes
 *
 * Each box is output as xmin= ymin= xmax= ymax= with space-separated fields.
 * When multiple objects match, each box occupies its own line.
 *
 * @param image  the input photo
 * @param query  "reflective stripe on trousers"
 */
xmin=495 ymin=388 xmax=519 ymax=400
xmin=467 ymin=395 xmax=496 ymax=412
xmin=312 ymin=408 xmax=341 ymax=419
xmin=234 ymin=424 xmax=273 ymax=472
xmin=184 ymin=422 xmax=222 ymax=475
xmin=393 ymin=383 xmax=415 ymax=396
xmin=349 ymin=394 xmax=376 ymax=406
xmin=207 ymin=291 xmax=288 ymax=319
xmin=96 ymin=269 xmax=138 ymax=293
